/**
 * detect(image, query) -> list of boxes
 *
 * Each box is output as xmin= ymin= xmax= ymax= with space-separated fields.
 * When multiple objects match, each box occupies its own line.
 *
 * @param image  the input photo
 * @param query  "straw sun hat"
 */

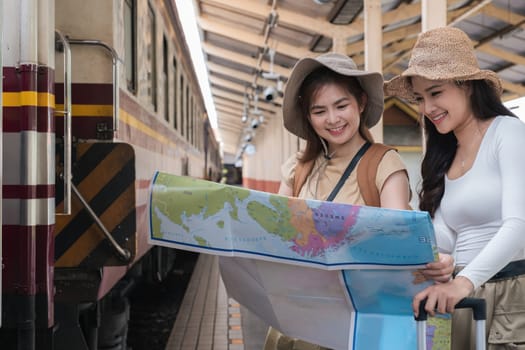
xmin=283 ymin=52 xmax=384 ymax=139
xmin=384 ymin=26 xmax=503 ymax=100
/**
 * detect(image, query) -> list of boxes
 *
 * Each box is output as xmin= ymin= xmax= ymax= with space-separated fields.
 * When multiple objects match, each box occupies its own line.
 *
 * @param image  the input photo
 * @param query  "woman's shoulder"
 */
xmin=375 ymin=147 xmax=407 ymax=184
xmin=487 ymin=116 xmax=525 ymax=143
xmin=282 ymin=152 xmax=300 ymax=174
xmin=284 ymin=152 xmax=300 ymax=165
xmin=483 ymin=116 xmax=525 ymax=159
xmin=380 ymin=147 xmax=406 ymax=168
xmin=281 ymin=151 xmax=313 ymax=185
xmin=492 ymin=115 xmax=525 ymax=131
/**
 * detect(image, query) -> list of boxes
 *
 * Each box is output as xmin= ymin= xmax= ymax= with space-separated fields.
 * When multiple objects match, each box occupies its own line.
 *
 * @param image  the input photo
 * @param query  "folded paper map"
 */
xmin=148 ymin=172 xmax=450 ymax=349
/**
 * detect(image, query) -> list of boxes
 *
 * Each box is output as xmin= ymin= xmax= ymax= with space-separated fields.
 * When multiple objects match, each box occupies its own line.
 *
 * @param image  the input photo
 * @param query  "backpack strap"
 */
xmin=292 ymin=159 xmax=315 ymax=197
xmin=293 ymin=143 xmax=395 ymax=206
xmin=326 ymin=142 xmax=371 ymax=202
xmin=356 ymin=143 xmax=395 ymax=207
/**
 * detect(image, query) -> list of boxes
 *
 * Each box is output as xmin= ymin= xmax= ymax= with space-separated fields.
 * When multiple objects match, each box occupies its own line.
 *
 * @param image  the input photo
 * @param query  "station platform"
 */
xmin=165 ymin=254 xmax=268 ymax=350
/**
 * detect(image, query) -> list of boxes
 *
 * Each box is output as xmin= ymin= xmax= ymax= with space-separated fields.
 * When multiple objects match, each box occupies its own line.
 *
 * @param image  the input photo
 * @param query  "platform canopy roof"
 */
xmin=191 ymin=0 xmax=525 ymax=157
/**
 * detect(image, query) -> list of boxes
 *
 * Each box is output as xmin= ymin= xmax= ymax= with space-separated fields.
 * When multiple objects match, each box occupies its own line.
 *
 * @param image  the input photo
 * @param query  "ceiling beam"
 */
xmin=199 ymin=15 xmax=313 ymax=60
xmin=217 ymin=117 xmax=244 ymax=130
xmin=216 ymin=105 xmax=244 ymax=117
xmin=212 ymin=89 xmax=280 ymax=113
xmin=208 ymin=61 xmax=282 ymax=87
xmin=477 ymin=44 xmax=525 ymax=67
xmin=209 ymin=75 xmax=284 ymax=106
xmin=214 ymin=96 xmax=277 ymax=115
xmin=216 ymin=104 xmax=273 ymax=121
xmin=202 ymin=42 xmax=290 ymax=78
xmin=201 ymin=0 xmax=361 ymax=38
xmin=382 ymin=1 xmax=492 ymax=73
xmin=215 ymin=100 xmax=244 ymax=112
xmin=482 ymin=3 xmax=525 ymax=23
xmin=501 ymin=80 xmax=525 ymax=96
xmin=347 ymin=23 xmax=421 ymax=55
xmin=382 ymin=2 xmax=421 ymax=25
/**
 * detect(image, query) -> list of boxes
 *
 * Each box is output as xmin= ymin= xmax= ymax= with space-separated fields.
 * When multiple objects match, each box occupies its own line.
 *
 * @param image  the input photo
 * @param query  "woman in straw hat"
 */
xmin=264 ymin=52 xmax=454 ymax=350
xmin=385 ymin=26 xmax=525 ymax=349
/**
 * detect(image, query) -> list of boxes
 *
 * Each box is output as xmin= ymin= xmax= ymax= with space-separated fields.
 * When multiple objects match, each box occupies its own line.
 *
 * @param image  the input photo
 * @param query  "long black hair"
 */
xmin=419 ymin=79 xmax=517 ymax=216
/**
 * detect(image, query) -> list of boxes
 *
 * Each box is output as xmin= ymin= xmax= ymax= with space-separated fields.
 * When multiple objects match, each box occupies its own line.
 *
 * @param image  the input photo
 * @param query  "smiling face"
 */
xmin=307 ymin=82 xmax=365 ymax=152
xmin=411 ymin=76 xmax=474 ymax=134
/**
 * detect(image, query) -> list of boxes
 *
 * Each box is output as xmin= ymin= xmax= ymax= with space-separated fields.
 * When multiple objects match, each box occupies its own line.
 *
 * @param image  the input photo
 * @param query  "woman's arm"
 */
xmin=379 ymin=170 xmax=411 ymax=210
xmin=419 ymin=208 xmax=456 ymax=283
xmin=380 ymin=170 xmax=454 ymax=283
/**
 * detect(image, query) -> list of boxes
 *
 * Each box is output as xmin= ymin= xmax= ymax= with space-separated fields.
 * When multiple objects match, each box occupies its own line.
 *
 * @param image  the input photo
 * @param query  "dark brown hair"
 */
xmin=297 ymin=67 xmax=373 ymax=162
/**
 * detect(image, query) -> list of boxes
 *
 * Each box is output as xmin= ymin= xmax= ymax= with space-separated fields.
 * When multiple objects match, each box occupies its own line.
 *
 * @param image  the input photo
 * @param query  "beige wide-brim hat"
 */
xmin=283 ymin=52 xmax=384 ymax=139
xmin=384 ymin=26 xmax=502 ymax=100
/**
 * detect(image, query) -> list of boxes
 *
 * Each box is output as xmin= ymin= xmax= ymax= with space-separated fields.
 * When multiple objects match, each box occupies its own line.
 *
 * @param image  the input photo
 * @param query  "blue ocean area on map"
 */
xmin=149 ymin=172 xmax=437 ymax=269
xmin=149 ymin=172 xmax=450 ymax=349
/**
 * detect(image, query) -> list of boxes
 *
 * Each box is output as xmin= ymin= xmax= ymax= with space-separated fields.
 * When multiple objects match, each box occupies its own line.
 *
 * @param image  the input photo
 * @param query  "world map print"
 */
xmin=149 ymin=172 xmax=438 ymax=269
xmin=148 ymin=172 xmax=450 ymax=349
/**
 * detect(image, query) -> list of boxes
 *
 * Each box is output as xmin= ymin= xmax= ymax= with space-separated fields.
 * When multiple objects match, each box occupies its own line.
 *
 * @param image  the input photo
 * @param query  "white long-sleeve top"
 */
xmin=434 ymin=116 xmax=525 ymax=289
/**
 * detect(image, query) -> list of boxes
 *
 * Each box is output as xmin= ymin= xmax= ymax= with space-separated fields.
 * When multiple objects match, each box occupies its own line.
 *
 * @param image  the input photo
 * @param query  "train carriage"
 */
xmin=1 ymin=1 xmax=221 ymax=349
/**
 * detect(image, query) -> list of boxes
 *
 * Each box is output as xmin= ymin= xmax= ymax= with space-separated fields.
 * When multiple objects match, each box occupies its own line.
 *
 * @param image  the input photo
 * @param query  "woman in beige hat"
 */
xmin=264 ymin=52 xmax=454 ymax=350
xmin=386 ymin=26 xmax=525 ymax=349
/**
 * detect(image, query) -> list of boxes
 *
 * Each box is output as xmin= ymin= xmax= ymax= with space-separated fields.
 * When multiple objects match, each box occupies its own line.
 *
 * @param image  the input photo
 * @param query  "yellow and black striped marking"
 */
xmin=55 ymin=142 xmax=136 ymax=267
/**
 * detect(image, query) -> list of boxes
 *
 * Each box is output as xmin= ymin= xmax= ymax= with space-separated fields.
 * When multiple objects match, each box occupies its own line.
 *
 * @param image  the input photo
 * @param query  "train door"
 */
xmin=53 ymin=8 xmax=136 ymax=350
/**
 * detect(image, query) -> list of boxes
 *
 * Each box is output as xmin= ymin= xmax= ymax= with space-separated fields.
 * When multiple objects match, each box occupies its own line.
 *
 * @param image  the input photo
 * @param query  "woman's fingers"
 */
xmin=412 ymin=278 xmax=474 ymax=317
xmin=420 ymin=253 xmax=454 ymax=282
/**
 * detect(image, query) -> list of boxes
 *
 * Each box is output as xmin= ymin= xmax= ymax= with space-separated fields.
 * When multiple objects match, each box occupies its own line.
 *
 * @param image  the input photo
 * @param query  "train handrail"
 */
xmin=54 ymin=30 xmax=72 ymax=215
xmin=71 ymin=184 xmax=131 ymax=262
xmin=67 ymin=38 xmax=120 ymax=133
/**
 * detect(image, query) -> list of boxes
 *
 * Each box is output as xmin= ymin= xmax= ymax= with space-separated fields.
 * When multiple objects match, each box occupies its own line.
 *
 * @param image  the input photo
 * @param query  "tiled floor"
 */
xmin=166 ymin=254 xmax=267 ymax=350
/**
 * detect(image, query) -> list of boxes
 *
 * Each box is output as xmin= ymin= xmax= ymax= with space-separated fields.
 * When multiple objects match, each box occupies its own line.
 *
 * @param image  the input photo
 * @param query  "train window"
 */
xmin=181 ymin=157 xmax=189 ymax=176
xmin=124 ymin=0 xmax=137 ymax=93
xmin=185 ymin=84 xmax=189 ymax=139
xmin=195 ymin=105 xmax=198 ymax=147
xmin=173 ymin=57 xmax=178 ymax=130
xmin=194 ymin=104 xmax=198 ymax=147
xmin=200 ymin=116 xmax=204 ymax=151
xmin=163 ymin=35 xmax=169 ymax=122
xmin=179 ymin=74 xmax=184 ymax=135
xmin=146 ymin=2 xmax=157 ymax=111
xmin=190 ymin=95 xmax=194 ymax=145
xmin=187 ymin=96 xmax=191 ymax=142
xmin=194 ymin=106 xmax=198 ymax=148
xmin=196 ymin=112 xmax=201 ymax=150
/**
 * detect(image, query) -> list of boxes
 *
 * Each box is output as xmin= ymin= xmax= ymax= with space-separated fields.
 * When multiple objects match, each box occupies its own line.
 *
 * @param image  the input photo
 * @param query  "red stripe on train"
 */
xmin=3 ymin=184 xmax=55 ymax=199
xmin=4 ymin=106 xmax=55 ymax=133
xmin=55 ymin=83 xmax=112 ymax=104
xmin=3 ymin=65 xmax=55 ymax=133
xmin=2 ymin=224 xmax=54 ymax=295
xmin=3 ymin=66 xmax=53 ymax=93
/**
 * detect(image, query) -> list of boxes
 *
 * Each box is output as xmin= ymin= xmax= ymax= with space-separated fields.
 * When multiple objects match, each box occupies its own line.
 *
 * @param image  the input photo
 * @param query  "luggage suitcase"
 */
xmin=415 ymin=297 xmax=487 ymax=350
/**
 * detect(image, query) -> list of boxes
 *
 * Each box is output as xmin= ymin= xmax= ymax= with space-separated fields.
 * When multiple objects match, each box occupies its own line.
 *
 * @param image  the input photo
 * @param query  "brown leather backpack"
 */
xmin=292 ymin=143 xmax=395 ymax=207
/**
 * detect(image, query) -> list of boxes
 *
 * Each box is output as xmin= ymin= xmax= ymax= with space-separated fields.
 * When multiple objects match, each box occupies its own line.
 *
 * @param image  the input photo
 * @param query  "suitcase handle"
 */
xmin=415 ymin=297 xmax=486 ymax=321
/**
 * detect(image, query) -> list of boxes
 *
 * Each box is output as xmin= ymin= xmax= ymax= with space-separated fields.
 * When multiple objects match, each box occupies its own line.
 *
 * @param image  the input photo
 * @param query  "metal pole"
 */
xmin=71 ymin=184 xmax=131 ymax=262
xmin=54 ymin=30 xmax=72 ymax=215
xmin=67 ymin=39 xmax=120 ymax=133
